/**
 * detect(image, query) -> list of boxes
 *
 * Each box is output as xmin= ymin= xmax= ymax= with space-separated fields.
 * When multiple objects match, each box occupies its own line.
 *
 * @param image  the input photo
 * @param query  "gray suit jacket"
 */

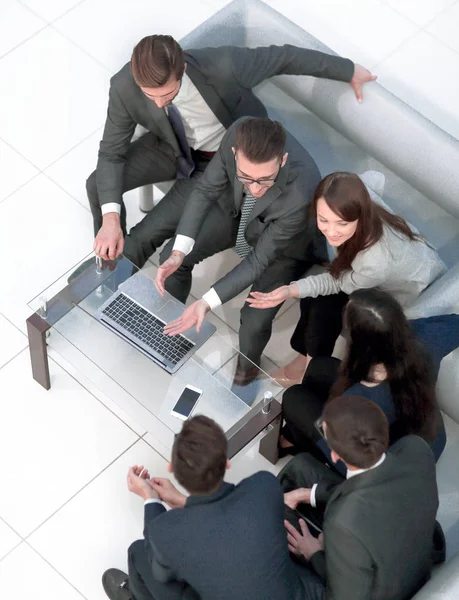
xmin=96 ymin=45 xmax=354 ymax=208
xmin=175 ymin=117 xmax=323 ymax=304
xmin=310 ymin=436 xmax=439 ymax=600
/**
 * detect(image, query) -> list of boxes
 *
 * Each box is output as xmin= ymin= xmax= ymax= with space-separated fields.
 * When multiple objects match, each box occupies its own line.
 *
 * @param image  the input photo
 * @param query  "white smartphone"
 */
xmin=171 ymin=385 xmax=203 ymax=420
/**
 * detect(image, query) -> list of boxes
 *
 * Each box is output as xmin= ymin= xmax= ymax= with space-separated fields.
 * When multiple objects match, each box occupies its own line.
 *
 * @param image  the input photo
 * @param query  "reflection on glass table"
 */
xmin=27 ymin=254 xmax=284 ymax=462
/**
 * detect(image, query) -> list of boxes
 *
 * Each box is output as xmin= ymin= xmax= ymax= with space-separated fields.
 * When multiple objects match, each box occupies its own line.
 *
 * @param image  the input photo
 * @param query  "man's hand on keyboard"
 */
xmin=155 ymin=251 xmax=185 ymax=296
xmin=163 ymin=299 xmax=210 ymax=336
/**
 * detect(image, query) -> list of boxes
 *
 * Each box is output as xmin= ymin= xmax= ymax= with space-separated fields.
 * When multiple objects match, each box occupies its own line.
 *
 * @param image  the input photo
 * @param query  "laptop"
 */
xmin=94 ymin=271 xmax=216 ymax=374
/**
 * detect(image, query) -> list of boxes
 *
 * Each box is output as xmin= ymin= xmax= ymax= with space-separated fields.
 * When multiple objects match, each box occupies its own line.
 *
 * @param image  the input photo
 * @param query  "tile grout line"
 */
xmin=17 ymin=0 xmax=90 ymax=26
xmin=23 ymin=437 xmax=143 ymax=542
xmin=24 ymin=542 xmax=89 ymax=599
xmin=49 ymin=22 xmax=114 ymax=76
xmin=0 ymin=22 xmax=49 ymax=62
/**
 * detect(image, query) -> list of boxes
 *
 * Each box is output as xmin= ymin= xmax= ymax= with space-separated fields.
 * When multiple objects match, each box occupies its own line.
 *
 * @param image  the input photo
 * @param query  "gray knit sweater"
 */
xmin=295 ymin=226 xmax=446 ymax=308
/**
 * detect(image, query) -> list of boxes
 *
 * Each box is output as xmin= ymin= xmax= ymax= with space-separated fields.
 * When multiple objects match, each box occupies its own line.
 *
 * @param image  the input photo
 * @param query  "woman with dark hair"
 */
xmin=279 ymin=288 xmax=459 ymax=471
xmin=247 ymin=172 xmax=446 ymax=386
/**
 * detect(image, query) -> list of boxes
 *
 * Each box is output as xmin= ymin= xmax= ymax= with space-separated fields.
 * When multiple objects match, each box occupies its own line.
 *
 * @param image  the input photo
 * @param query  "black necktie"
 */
xmin=167 ymin=103 xmax=195 ymax=179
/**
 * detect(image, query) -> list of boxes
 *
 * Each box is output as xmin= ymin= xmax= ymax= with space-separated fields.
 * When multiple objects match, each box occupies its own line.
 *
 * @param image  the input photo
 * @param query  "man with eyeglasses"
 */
xmin=88 ymin=34 xmax=376 ymax=267
xmin=154 ymin=116 xmax=324 ymax=383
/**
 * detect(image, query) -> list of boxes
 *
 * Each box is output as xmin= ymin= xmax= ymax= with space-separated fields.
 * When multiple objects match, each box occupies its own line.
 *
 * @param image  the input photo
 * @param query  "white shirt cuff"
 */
xmin=173 ymin=234 xmax=195 ymax=256
xmin=310 ymin=484 xmax=318 ymax=508
xmin=144 ymin=498 xmax=163 ymax=506
xmin=101 ymin=202 xmax=121 ymax=216
xmin=202 ymin=288 xmax=222 ymax=310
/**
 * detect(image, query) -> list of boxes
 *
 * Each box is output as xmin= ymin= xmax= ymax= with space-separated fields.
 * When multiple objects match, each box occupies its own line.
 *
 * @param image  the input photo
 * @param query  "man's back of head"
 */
xmin=172 ymin=415 xmax=228 ymax=496
xmin=322 ymin=394 xmax=389 ymax=469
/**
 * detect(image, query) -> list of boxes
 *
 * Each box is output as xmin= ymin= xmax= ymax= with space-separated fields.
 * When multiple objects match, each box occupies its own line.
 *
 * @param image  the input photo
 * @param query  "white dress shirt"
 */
xmin=310 ymin=453 xmax=386 ymax=507
xmin=101 ymin=72 xmax=226 ymax=216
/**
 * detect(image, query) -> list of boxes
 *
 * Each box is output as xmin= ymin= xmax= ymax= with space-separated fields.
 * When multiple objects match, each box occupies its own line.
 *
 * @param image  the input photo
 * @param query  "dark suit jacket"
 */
xmin=142 ymin=472 xmax=306 ymax=600
xmin=175 ymin=117 xmax=323 ymax=303
xmin=96 ymin=45 xmax=354 ymax=208
xmin=310 ymin=436 xmax=439 ymax=600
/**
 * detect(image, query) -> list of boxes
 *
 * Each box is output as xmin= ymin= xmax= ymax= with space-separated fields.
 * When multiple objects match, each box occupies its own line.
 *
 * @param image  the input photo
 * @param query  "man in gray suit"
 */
xmin=279 ymin=395 xmax=440 ymax=600
xmin=158 ymin=116 xmax=323 ymax=379
xmin=89 ymin=34 xmax=375 ymax=263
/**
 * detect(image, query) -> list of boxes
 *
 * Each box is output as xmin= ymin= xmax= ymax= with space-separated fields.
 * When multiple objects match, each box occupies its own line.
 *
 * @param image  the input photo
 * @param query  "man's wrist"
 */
xmin=301 ymin=488 xmax=311 ymax=504
xmin=102 ymin=212 xmax=120 ymax=224
xmin=142 ymin=489 xmax=160 ymax=502
xmin=171 ymin=250 xmax=185 ymax=260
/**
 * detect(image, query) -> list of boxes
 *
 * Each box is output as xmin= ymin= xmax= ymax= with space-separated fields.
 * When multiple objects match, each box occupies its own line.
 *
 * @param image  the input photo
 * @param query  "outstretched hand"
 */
xmin=155 ymin=252 xmax=185 ymax=296
xmin=163 ymin=299 xmax=210 ymax=336
xmin=246 ymin=283 xmax=299 ymax=309
xmin=350 ymin=64 xmax=377 ymax=103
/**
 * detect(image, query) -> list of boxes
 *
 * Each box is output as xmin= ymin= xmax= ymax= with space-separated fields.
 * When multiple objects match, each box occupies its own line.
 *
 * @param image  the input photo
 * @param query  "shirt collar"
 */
xmin=173 ymin=72 xmax=190 ymax=105
xmin=346 ymin=453 xmax=386 ymax=479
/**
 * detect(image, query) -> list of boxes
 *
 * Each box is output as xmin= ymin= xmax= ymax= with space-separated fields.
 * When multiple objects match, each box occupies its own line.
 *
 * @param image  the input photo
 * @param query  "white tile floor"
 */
xmin=2 ymin=0 xmax=459 ymax=597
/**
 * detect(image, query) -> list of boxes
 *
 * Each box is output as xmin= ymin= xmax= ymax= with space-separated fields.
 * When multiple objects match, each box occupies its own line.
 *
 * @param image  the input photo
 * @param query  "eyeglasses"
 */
xmin=235 ymin=158 xmax=282 ymax=188
xmin=236 ymin=174 xmax=278 ymax=187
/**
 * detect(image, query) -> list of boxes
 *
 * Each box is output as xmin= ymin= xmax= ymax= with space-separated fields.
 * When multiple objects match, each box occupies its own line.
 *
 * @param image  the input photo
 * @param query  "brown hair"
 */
xmin=131 ymin=35 xmax=185 ymax=87
xmin=235 ymin=118 xmax=286 ymax=163
xmin=323 ymin=395 xmax=389 ymax=469
xmin=312 ymin=172 xmax=420 ymax=278
xmin=330 ymin=288 xmax=437 ymax=441
xmin=172 ymin=415 xmax=227 ymax=495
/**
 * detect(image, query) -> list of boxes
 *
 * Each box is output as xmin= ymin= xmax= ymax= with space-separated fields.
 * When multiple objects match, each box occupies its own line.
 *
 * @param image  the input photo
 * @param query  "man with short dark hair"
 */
xmin=153 ymin=116 xmax=325 ymax=378
xmin=279 ymin=395 xmax=440 ymax=600
xmin=89 ymin=33 xmax=375 ymax=263
xmin=102 ymin=415 xmax=324 ymax=600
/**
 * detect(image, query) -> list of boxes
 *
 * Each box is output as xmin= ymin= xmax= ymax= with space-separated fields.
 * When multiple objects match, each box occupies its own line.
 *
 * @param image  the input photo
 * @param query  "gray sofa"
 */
xmin=177 ymin=0 xmax=459 ymax=594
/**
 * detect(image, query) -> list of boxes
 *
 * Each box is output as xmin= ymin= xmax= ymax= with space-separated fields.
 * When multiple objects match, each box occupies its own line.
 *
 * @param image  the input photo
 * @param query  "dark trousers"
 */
xmin=278 ymin=453 xmax=344 ymax=600
xmin=290 ymin=293 xmax=348 ymax=357
xmin=87 ymin=134 xmax=314 ymax=368
xmin=282 ymin=357 xmax=341 ymax=462
xmin=87 ymin=132 xmax=179 ymax=238
xmin=128 ymin=540 xmax=199 ymax=600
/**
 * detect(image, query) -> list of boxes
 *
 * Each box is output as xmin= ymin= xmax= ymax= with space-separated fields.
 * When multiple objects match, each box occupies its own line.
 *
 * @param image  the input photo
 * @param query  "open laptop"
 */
xmin=94 ymin=271 xmax=216 ymax=374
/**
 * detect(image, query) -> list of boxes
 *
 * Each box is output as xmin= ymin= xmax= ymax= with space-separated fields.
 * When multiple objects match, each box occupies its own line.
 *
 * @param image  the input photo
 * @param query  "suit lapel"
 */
xmin=248 ymin=162 xmax=290 ymax=222
xmin=185 ymin=60 xmax=233 ymax=129
xmin=142 ymin=94 xmax=181 ymax=157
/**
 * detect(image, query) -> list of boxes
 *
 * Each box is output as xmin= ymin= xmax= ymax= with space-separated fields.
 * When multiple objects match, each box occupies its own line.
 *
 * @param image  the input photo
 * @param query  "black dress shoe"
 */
xmin=233 ymin=366 xmax=260 ymax=386
xmin=102 ymin=568 xmax=132 ymax=600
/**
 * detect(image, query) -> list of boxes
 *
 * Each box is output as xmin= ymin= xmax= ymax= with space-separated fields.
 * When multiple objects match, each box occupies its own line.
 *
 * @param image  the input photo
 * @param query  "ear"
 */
xmin=231 ymin=146 xmax=236 ymax=156
xmin=183 ymin=63 xmax=187 ymax=74
xmin=167 ymin=462 xmax=173 ymax=473
xmin=281 ymin=152 xmax=288 ymax=168
xmin=226 ymin=459 xmax=231 ymax=470
xmin=330 ymin=450 xmax=340 ymax=465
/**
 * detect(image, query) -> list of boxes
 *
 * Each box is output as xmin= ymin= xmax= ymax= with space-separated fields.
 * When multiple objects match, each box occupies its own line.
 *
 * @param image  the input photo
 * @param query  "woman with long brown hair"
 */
xmin=247 ymin=172 xmax=446 ymax=386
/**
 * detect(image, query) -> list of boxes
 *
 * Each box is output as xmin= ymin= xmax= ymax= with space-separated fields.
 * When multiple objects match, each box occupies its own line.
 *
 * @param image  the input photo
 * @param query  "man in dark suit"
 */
xmin=102 ymin=415 xmax=324 ymax=600
xmin=279 ymin=395 xmax=440 ymax=600
xmin=156 ymin=116 xmax=324 ymax=377
xmin=90 ymin=34 xmax=375 ymax=263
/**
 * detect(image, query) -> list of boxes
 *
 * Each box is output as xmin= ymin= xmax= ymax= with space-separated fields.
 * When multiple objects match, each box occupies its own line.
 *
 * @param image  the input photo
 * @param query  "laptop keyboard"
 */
xmin=101 ymin=293 xmax=194 ymax=366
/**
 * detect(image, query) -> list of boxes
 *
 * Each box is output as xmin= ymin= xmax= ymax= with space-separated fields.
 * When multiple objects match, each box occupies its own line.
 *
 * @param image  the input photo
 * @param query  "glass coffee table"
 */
xmin=26 ymin=254 xmax=283 ymax=463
